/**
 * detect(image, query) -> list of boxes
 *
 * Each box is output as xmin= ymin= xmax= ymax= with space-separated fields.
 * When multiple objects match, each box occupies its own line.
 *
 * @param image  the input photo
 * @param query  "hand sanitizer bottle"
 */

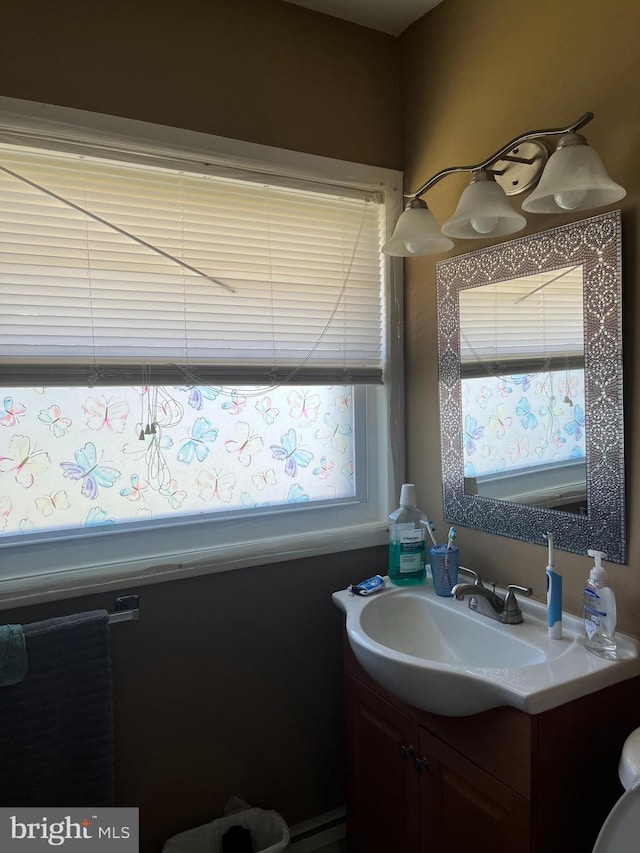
xmin=583 ymin=549 xmax=617 ymax=660
xmin=388 ymin=484 xmax=427 ymax=586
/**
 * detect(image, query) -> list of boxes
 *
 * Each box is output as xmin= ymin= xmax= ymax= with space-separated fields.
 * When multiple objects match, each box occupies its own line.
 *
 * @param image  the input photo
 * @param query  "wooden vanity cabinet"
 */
xmin=343 ymin=638 xmax=640 ymax=853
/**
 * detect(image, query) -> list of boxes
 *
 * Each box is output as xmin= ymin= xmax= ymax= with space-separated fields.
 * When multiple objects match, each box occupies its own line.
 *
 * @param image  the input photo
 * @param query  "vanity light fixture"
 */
xmin=382 ymin=112 xmax=626 ymax=256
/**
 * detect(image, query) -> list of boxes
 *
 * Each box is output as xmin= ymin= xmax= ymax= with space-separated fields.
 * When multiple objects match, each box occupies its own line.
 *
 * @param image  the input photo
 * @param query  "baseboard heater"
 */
xmin=289 ymin=806 xmax=346 ymax=852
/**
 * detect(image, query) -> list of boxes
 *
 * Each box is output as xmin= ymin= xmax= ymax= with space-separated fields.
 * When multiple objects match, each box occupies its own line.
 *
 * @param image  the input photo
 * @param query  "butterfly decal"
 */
xmin=551 ymin=430 xmax=567 ymax=448
xmin=197 ymin=468 xmax=236 ymax=503
xmin=35 ymin=490 xmax=70 ymax=517
xmin=508 ymin=436 xmax=530 ymax=464
xmin=0 ymin=435 xmax=51 ymax=488
xmin=463 ymin=415 xmax=484 ymax=455
xmin=463 ymin=461 xmax=477 ymax=479
xmin=565 ymin=405 xmax=585 ymax=441
xmin=341 ymin=461 xmax=354 ymax=487
xmin=515 ymin=397 xmax=538 ymax=430
xmin=252 ymin=469 xmax=277 ymax=492
xmin=570 ymin=446 xmax=584 ymax=459
xmin=286 ymin=483 xmax=310 ymax=503
xmin=120 ymin=474 xmax=149 ymax=501
xmin=539 ymin=396 xmax=564 ymax=420
xmin=224 ymin=421 xmax=264 ymax=467
xmin=488 ymin=405 xmax=512 ymax=439
xmin=509 ymin=374 xmax=533 ymax=392
xmin=271 ymin=428 xmax=314 ymax=477
xmin=185 ymin=385 xmax=221 ymax=411
xmin=84 ymin=506 xmax=116 ymax=526
xmin=314 ymin=413 xmax=353 ymax=454
xmin=475 ymin=386 xmax=492 ymax=409
xmin=0 ymin=495 xmax=12 ymax=531
xmin=481 ymin=444 xmax=498 ymax=461
xmin=19 ymin=518 xmax=35 ymax=533
xmin=60 ymin=441 xmax=121 ymax=500
xmin=159 ymin=479 xmax=188 ymax=510
xmin=335 ymin=392 xmax=352 ymax=413
xmin=38 ymin=405 xmax=72 ymax=437
xmin=313 ymin=456 xmax=334 ymax=479
xmin=83 ymin=395 xmax=129 ymax=434
xmin=177 ymin=417 xmax=218 ymax=464
xmin=0 ymin=397 xmax=26 ymax=428
xmin=255 ymin=397 xmax=279 ymax=425
xmin=288 ymin=389 xmax=321 ymax=422
xmin=222 ymin=390 xmax=247 ymax=416
xmin=497 ymin=383 xmax=513 ymax=398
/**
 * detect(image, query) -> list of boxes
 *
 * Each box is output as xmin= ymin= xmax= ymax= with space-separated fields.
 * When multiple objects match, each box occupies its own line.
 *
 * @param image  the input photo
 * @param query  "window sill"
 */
xmin=0 ymin=522 xmax=388 ymax=611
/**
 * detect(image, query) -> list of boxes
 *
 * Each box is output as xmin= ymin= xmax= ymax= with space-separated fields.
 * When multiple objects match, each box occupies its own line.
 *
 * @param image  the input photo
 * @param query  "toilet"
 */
xmin=593 ymin=728 xmax=640 ymax=852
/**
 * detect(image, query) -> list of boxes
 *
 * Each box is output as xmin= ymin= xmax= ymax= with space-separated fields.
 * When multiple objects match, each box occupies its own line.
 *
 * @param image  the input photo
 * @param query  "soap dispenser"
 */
xmin=583 ymin=549 xmax=617 ymax=660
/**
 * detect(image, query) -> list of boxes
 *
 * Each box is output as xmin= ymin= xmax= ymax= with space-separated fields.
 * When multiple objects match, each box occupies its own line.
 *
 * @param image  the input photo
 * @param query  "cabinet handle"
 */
xmin=413 ymin=757 xmax=428 ymax=772
xmin=400 ymin=745 xmax=415 ymax=759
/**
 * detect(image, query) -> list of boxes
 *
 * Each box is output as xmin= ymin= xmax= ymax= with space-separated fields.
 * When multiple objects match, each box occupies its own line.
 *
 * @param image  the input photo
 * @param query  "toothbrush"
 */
xmin=442 ymin=527 xmax=456 ymax=589
xmin=425 ymin=520 xmax=438 ymax=548
xmin=544 ymin=531 xmax=563 ymax=639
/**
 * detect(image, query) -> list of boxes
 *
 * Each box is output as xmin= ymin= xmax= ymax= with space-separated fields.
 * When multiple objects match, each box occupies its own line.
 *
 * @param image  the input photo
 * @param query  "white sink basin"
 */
xmin=333 ymin=579 xmax=640 ymax=717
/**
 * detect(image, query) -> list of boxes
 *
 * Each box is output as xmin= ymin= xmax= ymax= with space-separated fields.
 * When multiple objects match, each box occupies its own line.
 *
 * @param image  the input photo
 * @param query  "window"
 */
xmin=0 ymin=98 xmax=403 ymax=599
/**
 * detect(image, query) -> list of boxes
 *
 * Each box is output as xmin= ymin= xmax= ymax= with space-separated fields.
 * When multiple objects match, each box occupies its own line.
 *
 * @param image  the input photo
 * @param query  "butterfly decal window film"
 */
xmin=83 ymin=395 xmax=130 ymax=434
xmin=61 ymin=441 xmax=121 ymax=500
xmin=0 ymin=384 xmax=356 ymax=537
xmin=271 ymin=428 xmax=314 ymax=477
xmin=0 ymin=435 xmax=51 ymax=488
xmin=1 ymin=397 xmax=26 ymax=428
xmin=177 ymin=417 xmax=219 ymax=464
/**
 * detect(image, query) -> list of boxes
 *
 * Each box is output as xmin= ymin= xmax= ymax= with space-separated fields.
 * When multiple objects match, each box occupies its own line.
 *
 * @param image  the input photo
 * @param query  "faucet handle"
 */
xmin=506 ymin=584 xmax=533 ymax=597
xmin=458 ymin=566 xmax=484 ymax=587
xmin=504 ymin=584 xmax=533 ymax=614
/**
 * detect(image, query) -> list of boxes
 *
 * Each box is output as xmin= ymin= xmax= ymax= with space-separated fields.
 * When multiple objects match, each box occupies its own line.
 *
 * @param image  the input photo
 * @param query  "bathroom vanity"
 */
xmin=343 ymin=640 xmax=640 ymax=853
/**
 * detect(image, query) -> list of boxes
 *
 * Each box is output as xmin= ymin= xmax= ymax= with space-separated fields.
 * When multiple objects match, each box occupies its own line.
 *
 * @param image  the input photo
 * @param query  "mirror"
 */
xmin=437 ymin=211 xmax=625 ymax=562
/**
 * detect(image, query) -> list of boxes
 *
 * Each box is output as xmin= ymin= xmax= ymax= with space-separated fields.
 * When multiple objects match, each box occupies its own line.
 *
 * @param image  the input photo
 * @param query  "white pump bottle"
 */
xmin=583 ymin=549 xmax=617 ymax=660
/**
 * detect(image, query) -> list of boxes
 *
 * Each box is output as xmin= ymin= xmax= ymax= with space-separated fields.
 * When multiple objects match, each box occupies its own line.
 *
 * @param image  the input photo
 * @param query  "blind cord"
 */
xmin=0 ymin=162 xmax=236 ymax=293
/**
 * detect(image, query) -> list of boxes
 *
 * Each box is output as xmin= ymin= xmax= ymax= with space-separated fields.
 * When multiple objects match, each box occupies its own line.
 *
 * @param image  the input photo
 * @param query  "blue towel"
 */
xmin=0 ymin=609 xmax=114 ymax=806
xmin=0 ymin=624 xmax=28 ymax=687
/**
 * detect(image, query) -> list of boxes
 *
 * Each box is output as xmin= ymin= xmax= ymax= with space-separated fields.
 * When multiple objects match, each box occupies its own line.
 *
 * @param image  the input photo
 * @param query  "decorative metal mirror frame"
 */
xmin=436 ymin=210 xmax=625 ymax=562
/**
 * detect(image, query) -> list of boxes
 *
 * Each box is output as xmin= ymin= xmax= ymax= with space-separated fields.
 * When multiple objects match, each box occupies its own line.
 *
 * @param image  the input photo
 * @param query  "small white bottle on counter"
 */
xmin=583 ymin=549 xmax=617 ymax=660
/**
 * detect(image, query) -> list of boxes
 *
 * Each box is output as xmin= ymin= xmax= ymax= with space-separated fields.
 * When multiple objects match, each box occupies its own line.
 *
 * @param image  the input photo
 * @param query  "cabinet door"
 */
xmin=345 ymin=675 xmax=421 ymax=853
xmin=418 ymin=726 xmax=532 ymax=853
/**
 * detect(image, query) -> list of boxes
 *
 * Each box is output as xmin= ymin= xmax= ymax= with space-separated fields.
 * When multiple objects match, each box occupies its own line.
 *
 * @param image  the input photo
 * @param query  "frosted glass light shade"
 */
xmin=441 ymin=171 xmax=527 ymax=239
xmin=522 ymin=133 xmax=626 ymax=214
xmin=382 ymin=199 xmax=454 ymax=256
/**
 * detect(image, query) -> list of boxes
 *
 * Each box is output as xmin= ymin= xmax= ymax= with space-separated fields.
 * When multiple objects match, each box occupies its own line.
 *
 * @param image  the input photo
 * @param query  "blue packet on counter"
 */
xmin=348 ymin=575 xmax=385 ymax=596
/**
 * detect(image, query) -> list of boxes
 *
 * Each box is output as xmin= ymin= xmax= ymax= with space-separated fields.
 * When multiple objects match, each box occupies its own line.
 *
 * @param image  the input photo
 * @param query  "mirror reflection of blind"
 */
xmin=459 ymin=265 xmax=584 ymax=377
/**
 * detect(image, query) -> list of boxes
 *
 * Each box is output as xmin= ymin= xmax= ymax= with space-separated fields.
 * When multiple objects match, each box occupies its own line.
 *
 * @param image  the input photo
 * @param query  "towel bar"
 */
xmin=108 ymin=594 xmax=140 ymax=624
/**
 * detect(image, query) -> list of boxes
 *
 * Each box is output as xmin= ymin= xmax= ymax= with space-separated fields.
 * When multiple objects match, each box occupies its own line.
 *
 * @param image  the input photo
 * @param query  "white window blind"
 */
xmin=458 ymin=265 xmax=584 ymax=377
xmin=0 ymin=144 xmax=385 ymax=386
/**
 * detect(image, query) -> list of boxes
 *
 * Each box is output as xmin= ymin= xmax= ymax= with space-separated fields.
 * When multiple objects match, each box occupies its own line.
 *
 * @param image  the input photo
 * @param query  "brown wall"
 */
xmin=1 ymin=0 xmax=397 ymax=849
xmin=2 ymin=0 xmax=402 ymax=169
xmin=400 ymin=0 xmax=640 ymax=634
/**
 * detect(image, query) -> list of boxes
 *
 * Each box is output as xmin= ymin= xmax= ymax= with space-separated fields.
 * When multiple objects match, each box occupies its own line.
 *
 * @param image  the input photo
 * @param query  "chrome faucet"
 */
xmin=452 ymin=568 xmax=533 ymax=625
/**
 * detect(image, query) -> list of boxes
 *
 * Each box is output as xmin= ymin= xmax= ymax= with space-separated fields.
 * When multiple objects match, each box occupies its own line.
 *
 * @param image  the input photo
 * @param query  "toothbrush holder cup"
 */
xmin=429 ymin=544 xmax=460 ymax=597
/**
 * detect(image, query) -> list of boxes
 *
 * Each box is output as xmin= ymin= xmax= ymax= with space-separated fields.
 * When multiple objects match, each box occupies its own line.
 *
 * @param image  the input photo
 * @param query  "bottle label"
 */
xmin=584 ymin=587 xmax=606 ymax=639
xmin=398 ymin=528 xmax=425 ymax=574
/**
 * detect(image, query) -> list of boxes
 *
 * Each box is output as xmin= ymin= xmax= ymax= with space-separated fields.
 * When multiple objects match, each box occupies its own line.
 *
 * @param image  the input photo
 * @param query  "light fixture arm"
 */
xmin=408 ymin=112 xmax=594 ymax=200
